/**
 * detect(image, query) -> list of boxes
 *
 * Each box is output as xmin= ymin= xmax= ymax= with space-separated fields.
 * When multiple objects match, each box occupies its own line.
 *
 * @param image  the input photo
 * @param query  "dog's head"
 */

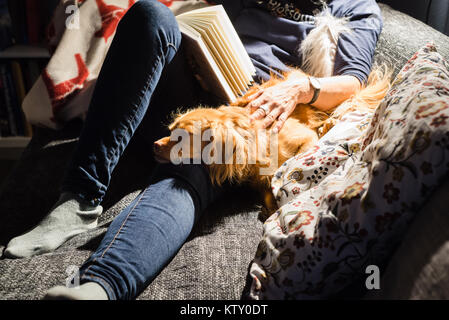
xmin=153 ymin=106 xmax=272 ymax=185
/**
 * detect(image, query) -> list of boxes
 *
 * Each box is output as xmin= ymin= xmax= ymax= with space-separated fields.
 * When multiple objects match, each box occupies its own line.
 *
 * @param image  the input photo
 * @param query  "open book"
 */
xmin=176 ymin=5 xmax=256 ymax=102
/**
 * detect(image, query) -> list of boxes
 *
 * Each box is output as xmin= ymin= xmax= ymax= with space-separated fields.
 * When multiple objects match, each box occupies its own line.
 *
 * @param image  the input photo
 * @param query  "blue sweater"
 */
xmin=211 ymin=0 xmax=383 ymax=83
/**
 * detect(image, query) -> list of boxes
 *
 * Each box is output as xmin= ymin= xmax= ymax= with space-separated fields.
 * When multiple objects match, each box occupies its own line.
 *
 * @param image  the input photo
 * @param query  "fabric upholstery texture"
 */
xmin=1 ymin=3 xmax=449 ymax=300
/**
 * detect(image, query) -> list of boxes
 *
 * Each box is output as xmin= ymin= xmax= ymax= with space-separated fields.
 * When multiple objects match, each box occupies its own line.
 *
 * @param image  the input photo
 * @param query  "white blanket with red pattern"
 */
xmin=22 ymin=0 xmax=209 ymax=129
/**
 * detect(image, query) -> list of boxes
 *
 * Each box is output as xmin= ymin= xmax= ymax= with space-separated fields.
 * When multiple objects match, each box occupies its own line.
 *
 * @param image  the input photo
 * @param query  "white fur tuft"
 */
xmin=300 ymin=11 xmax=350 ymax=78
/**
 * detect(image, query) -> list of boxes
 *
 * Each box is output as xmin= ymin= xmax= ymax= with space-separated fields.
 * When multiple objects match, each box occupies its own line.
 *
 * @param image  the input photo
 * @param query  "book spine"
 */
xmin=25 ymin=60 xmax=41 ymax=90
xmin=42 ymin=0 xmax=59 ymax=32
xmin=10 ymin=61 xmax=30 ymax=136
xmin=0 ymin=0 xmax=13 ymax=50
xmin=0 ymin=63 xmax=18 ymax=136
xmin=7 ymin=0 xmax=28 ymax=44
xmin=10 ymin=61 xmax=26 ymax=103
xmin=25 ymin=0 xmax=40 ymax=45
xmin=1 ymin=63 xmax=25 ymax=136
xmin=0 ymin=65 xmax=11 ymax=137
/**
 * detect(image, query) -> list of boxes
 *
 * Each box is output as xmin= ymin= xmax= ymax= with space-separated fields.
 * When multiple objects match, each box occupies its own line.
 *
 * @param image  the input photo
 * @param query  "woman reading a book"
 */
xmin=4 ymin=0 xmax=383 ymax=300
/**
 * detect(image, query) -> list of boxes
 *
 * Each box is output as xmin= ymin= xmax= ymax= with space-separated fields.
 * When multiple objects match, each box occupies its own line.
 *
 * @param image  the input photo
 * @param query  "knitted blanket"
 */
xmin=22 ymin=0 xmax=209 ymax=129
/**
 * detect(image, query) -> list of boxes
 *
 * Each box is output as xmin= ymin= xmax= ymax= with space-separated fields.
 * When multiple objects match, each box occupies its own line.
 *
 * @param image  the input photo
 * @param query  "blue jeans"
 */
xmin=61 ymin=0 xmax=225 ymax=299
xmin=78 ymin=165 xmax=223 ymax=300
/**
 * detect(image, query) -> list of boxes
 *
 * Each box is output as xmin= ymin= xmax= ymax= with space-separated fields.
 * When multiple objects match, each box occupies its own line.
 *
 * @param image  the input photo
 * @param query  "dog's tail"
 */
xmin=330 ymin=64 xmax=392 ymax=120
xmin=300 ymin=11 xmax=350 ymax=78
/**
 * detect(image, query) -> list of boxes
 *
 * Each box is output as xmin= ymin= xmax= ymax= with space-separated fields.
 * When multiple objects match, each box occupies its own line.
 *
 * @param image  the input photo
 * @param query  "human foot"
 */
xmin=4 ymin=192 xmax=102 ymax=258
xmin=43 ymin=282 xmax=108 ymax=300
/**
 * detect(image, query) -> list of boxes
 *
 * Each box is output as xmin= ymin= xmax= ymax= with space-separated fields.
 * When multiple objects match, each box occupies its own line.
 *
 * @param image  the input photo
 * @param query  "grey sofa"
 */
xmin=1 ymin=3 xmax=449 ymax=300
xmin=382 ymin=0 xmax=449 ymax=36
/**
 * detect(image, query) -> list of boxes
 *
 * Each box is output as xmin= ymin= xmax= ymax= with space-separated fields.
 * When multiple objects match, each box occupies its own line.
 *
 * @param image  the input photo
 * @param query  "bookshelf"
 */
xmin=0 ymin=44 xmax=50 ymax=59
xmin=0 ymin=136 xmax=31 ymax=160
xmin=0 ymin=0 xmax=55 ymax=160
xmin=0 ymin=46 xmax=50 ymax=160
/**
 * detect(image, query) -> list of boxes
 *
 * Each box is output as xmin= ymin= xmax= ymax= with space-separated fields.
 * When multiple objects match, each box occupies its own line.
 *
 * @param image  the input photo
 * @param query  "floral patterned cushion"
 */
xmin=247 ymin=43 xmax=449 ymax=300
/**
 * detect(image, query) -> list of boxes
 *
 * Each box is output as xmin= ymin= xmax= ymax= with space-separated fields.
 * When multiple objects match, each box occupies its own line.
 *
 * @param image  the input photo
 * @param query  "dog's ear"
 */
xmin=207 ymin=121 xmax=254 ymax=186
xmin=206 ymin=121 xmax=275 ymax=185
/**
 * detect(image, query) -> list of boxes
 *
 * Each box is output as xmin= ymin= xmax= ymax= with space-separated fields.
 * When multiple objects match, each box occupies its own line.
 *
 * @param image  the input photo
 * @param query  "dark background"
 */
xmin=380 ymin=0 xmax=449 ymax=35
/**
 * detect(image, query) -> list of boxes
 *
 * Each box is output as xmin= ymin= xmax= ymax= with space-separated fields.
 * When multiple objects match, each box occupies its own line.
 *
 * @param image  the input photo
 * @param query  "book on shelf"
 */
xmin=0 ymin=64 xmax=11 ymax=136
xmin=0 ymin=59 xmax=43 ymax=137
xmin=0 ymin=0 xmax=55 ymax=139
xmin=0 ymin=0 xmax=13 ymax=50
xmin=2 ymin=0 xmax=58 ymax=48
xmin=0 ymin=61 xmax=36 ymax=137
xmin=6 ymin=0 xmax=27 ymax=45
xmin=10 ymin=61 xmax=32 ymax=136
xmin=22 ymin=60 xmax=42 ymax=90
xmin=25 ymin=0 xmax=41 ymax=45
xmin=0 ymin=63 xmax=22 ymax=136
xmin=176 ymin=5 xmax=256 ymax=102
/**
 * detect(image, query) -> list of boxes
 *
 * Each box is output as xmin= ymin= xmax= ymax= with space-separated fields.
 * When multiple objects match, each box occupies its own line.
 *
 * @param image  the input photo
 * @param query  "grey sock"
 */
xmin=43 ymin=282 xmax=109 ymax=300
xmin=4 ymin=192 xmax=102 ymax=258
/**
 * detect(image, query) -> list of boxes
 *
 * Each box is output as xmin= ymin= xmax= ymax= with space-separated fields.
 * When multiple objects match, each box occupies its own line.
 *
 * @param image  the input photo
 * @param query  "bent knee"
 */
xmin=121 ymin=0 xmax=181 ymax=50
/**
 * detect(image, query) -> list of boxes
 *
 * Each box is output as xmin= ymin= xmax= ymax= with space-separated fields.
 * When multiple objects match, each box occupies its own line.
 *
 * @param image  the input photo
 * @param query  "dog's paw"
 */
xmin=318 ymin=118 xmax=338 ymax=138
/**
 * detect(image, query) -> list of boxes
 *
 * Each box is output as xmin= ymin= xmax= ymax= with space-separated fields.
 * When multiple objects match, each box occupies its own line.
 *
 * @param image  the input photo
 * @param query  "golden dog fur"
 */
xmin=154 ymin=67 xmax=391 ymax=217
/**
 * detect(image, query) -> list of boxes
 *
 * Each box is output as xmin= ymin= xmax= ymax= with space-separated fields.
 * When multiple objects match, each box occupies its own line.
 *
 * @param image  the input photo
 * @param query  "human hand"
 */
xmin=246 ymin=77 xmax=312 ymax=133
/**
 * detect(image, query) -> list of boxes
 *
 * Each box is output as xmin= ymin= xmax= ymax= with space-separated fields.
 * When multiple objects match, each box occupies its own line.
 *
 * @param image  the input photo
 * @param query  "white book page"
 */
xmin=177 ymin=5 xmax=256 ymax=77
xmin=179 ymin=12 xmax=253 ymax=89
xmin=188 ymin=19 xmax=248 ymax=93
xmin=193 ymin=16 xmax=252 ymax=88
xmin=178 ymin=21 xmax=236 ymax=101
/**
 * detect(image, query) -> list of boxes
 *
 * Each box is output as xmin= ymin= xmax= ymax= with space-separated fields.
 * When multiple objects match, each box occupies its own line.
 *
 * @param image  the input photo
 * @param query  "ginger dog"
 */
xmin=153 ymin=67 xmax=391 ymax=218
